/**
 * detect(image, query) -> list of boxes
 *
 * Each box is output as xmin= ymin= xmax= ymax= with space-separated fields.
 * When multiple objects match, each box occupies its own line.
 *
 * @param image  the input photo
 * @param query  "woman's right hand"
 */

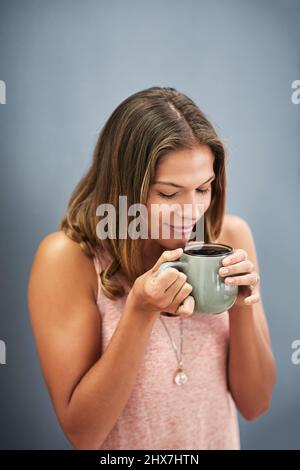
xmin=129 ymin=248 xmax=195 ymax=318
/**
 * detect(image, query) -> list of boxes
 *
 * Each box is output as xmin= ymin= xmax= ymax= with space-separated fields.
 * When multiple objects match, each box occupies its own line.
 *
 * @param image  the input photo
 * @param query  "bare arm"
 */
xmin=28 ymin=233 xmax=193 ymax=449
xmin=226 ymin=216 xmax=276 ymax=421
xmin=28 ymin=232 xmax=159 ymax=449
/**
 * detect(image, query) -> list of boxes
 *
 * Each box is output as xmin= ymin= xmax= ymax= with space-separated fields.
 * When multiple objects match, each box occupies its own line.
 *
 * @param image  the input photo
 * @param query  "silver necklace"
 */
xmin=159 ymin=315 xmax=188 ymax=385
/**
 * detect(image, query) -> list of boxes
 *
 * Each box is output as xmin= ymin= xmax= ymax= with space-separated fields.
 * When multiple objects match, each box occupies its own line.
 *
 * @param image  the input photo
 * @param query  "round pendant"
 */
xmin=174 ymin=368 xmax=188 ymax=385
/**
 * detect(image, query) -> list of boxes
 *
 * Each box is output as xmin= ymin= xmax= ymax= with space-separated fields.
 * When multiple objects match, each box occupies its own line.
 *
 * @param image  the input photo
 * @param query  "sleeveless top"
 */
xmin=92 ymin=249 xmax=240 ymax=450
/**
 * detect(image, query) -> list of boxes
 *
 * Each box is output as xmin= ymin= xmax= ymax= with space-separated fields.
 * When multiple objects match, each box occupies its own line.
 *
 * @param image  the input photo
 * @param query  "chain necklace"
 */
xmin=159 ymin=315 xmax=188 ymax=385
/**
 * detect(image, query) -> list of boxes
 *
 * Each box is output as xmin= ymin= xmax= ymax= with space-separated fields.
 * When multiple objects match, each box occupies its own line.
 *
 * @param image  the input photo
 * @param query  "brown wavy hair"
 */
xmin=59 ymin=86 xmax=228 ymax=300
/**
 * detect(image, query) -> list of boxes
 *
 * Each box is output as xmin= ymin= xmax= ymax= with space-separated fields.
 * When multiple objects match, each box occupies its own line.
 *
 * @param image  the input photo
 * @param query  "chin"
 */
xmin=157 ymin=239 xmax=187 ymax=250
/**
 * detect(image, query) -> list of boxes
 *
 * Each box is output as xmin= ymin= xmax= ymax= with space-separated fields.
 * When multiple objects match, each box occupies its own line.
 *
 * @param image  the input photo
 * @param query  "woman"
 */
xmin=28 ymin=86 xmax=276 ymax=450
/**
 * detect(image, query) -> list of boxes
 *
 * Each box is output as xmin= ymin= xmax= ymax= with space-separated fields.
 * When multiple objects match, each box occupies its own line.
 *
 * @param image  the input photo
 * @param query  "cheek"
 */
xmin=146 ymin=196 xmax=158 ymax=233
xmin=148 ymin=198 xmax=176 ymax=223
xmin=146 ymin=198 xmax=163 ymax=231
xmin=146 ymin=197 xmax=173 ymax=237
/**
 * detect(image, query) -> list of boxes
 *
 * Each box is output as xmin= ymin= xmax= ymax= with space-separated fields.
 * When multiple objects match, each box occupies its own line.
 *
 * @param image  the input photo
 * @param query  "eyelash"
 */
xmin=158 ymin=188 xmax=210 ymax=199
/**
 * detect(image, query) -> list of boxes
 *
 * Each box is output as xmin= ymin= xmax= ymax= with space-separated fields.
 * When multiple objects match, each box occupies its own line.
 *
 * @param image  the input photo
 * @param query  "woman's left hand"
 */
xmin=219 ymin=248 xmax=261 ymax=308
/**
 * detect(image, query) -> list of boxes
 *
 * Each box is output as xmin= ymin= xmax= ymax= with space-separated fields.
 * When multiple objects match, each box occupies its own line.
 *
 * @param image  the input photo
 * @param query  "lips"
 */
xmin=166 ymin=224 xmax=195 ymax=233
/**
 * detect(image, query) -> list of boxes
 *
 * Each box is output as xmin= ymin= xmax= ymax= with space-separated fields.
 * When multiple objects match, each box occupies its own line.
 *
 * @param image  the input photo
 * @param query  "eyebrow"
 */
xmin=153 ymin=175 xmax=215 ymax=188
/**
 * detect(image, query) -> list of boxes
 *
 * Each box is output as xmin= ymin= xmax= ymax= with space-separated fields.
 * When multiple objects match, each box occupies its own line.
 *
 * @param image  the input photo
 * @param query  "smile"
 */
xmin=165 ymin=224 xmax=194 ymax=233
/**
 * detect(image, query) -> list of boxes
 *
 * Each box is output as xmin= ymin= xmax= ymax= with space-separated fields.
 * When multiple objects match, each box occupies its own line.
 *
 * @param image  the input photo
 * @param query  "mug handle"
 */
xmin=155 ymin=261 xmax=190 ymax=316
xmin=155 ymin=260 xmax=187 ymax=277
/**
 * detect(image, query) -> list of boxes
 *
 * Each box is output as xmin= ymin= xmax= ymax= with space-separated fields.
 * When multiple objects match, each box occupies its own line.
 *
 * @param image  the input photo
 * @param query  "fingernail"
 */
xmin=220 ymin=268 xmax=229 ymax=275
xmin=167 ymin=250 xmax=180 ymax=258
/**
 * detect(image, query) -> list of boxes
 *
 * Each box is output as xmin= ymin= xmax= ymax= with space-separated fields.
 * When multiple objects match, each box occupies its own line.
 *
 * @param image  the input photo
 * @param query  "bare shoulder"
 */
xmin=220 ymin=213 xmax=251 ymax=247
xmin=225 ymin=213 xmax=249 ymax=229
xmin=221 ymin=213 xmax=262 ymax=277
xmin=34 ymin=230 xmax=90 ymax=264
xmin=27 ymin=231 xmax=103 ymax=426
xmin=222 ymin=214 xmax=273 ymax=346
xmin=218 ymin=213 xmax=261 ymax=274
xmin=29 ymin=231 xmax=98 ymax=304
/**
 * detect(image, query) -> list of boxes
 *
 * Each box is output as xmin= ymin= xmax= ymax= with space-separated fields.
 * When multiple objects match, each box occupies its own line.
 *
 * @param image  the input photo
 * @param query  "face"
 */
xmin=145 ymin=145 xmax=215 ymax=253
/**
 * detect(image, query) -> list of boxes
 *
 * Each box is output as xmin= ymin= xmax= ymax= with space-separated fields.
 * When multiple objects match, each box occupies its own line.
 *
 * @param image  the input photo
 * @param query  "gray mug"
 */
xmin=155 ymin=242 xmax=238 ymax=315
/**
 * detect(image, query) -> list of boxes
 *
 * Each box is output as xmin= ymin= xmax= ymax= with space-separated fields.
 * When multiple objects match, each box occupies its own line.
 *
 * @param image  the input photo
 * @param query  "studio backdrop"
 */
xmin=0 ymin=0 xmax=300 ymax=450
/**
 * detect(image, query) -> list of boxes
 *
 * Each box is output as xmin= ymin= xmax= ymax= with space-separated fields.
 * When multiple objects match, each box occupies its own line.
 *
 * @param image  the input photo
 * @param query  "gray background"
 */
xmin=0 ymin=0 xmax=299 ymax=450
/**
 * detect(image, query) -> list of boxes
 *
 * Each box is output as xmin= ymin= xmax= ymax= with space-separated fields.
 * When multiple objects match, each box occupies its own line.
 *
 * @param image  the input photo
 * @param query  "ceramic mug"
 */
xmin=155 ymin=242 xmax=238 ymax=315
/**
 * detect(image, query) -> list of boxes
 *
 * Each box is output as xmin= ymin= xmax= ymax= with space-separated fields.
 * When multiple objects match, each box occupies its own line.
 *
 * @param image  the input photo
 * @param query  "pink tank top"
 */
xmin=93 ymin=249 xmax=240 ymax=450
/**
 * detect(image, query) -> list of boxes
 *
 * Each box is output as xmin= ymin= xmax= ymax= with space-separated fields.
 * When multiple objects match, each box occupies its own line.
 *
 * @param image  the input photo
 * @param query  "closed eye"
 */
xmin=158 ymin=188 xmax=210 ymax=199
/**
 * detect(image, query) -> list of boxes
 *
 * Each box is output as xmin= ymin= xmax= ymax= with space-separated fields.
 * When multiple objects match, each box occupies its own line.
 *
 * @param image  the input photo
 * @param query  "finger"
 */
xmin=165 ymin=271 xmax=187 ymax=295
xmin=249 ymin=278 xmax=260 ymax=292
xmin=167 ymin=279 xmax=193 ymax=307
xmin=244 ymin=293 xmax=260 ymax=305
xmin=224 ymin=272 xmax=259 ymax=286
xmin=150 ymin=267 xmax=182 ymax=293
xmin=222 ymin=248 xmax=248 ymax=266
xmin=219 ymin=260 xmax=254 ymax=277
xmin=151 ymin=248 xmax=183 ymax=273
xmin=175 ymin=295 xmax=195 ymax=317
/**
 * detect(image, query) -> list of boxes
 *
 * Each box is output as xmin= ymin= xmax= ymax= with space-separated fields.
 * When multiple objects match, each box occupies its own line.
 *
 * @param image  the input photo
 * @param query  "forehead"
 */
xmin=155 ymin=145 xmax=215 ymax=181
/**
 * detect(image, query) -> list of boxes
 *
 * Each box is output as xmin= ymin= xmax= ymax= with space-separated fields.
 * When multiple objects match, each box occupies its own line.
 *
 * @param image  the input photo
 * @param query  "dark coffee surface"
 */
xmin=184 ymin=246 xmax=230 ymax=256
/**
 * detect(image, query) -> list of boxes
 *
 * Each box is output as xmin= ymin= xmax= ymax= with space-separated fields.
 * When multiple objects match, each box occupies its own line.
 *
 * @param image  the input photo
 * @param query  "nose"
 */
xmin=178 ymin=197 xmax=204 ymax=226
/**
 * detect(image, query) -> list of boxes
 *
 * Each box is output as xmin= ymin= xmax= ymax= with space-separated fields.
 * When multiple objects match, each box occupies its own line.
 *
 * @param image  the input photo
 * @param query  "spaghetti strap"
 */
xmin=93 ymin=254 xmax=102 ymax=275
xmin=93 ymin=249 xmax=132 ymax=302
xmin=92 ymin=253 xmax=103 ymax=305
